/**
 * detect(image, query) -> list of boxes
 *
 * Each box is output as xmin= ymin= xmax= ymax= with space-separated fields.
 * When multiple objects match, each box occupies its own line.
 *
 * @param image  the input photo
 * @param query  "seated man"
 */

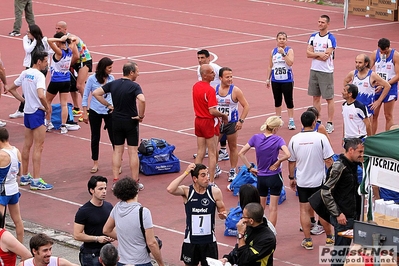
xmin=220 ymin=203 xmax=276 ymax=266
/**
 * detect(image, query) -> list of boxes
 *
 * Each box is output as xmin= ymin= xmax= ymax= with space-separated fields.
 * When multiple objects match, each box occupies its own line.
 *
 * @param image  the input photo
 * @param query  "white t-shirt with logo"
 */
xmin=288 ymin=131 xmax=334 ymax=187
xmin=13 ymin=68 xmax=46 ymax=114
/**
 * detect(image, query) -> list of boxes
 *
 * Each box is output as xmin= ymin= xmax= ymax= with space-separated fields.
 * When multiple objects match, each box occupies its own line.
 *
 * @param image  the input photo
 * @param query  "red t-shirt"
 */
xmin=192 ymin=81 xmax=218 ymax=119
xmin=0 ymin=229 xmax=17 ymax=266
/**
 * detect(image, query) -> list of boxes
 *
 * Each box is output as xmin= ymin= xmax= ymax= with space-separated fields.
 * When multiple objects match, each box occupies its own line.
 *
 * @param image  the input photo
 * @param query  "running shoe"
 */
xmin=288 ymin=119 xmax=296 ymax=130
xmin=20 ymin=173 xmax=33 ymax=186
xmin=326 ymin=236 xmax=335 ymax=246
xmin=193 ymin=149 xmax=208 ymax=159
xmin=301 ymin=238 xmax=313 ymax=250
xmin=0 ymin=121 xmax=6 ymax=127
xmin=138 ymin=182 xmax=144 ymax=191
xmin=46 ymin=122 xmax=54 ymax=132
xmin=60 ymin=125 xmax=68 ymax=134
xmin=310 ymin=224 xmax=325 ymax=235
xmin=299 ymin=222 xmax=316 ymax=232
xmin=78 ymin=113 xmax=89 ymax=122
xmin=30 ymin=178 xmax=53 ymax=190
xmin=209 ymin=182 xmax=218 ymax=188
xmin=9 ymin=110 xmax=24 ymax=118
xmin=218 ymin=149 xmax=229 ymax=161
xmin=215 ymin=164 xmax=222 ymax=178
xmin=72 ymin=110 xmax=83 ymax=117
xmin=65 ymin=124 xmax=80 ymax=131
xmin=227 ymin=168 xmax=237 ymax=182
xmin=9 ymin=31 xmax=21 ymax=36
xmin=326 ymin=123 xmax=334 ymax=134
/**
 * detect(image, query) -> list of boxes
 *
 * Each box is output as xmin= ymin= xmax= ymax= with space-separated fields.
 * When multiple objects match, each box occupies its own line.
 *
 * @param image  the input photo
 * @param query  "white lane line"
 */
xmin=0 ymin=10 xmax=85 ymax=22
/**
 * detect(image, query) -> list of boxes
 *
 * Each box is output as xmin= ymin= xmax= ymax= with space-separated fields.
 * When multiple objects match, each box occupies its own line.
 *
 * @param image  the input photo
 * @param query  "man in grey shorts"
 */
xmin=306 ymin=15 xmax=337 ymax=134
xmin=216 ymin=67 xmax=249 ymax=181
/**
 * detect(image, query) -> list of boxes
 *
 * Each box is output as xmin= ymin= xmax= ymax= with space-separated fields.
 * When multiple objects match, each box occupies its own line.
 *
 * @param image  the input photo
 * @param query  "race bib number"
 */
xmin=377 ymin=72 xmax=388 ymax=81
xmin=191 ymin=214 xmax=211 ymax=236
xmin=217 ymin=106 xmax=230 ymax=116
xmin=274 ymin=67 xmax=288 ymax=80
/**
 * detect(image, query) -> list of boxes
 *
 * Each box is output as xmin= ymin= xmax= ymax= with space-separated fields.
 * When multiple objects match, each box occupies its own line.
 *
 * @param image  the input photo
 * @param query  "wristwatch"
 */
xmin=237 ymin=233 xmax=245 ymax=240
xmin=282 ymin=53 xmax=287 ymax=57
xmin=239 ymin=118 xmax=244 ymax=123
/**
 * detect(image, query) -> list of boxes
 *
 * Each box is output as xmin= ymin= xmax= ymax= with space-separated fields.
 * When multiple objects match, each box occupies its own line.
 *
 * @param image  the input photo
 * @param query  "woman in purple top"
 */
xmin=238 ymin=116 xmax=290 ymax=227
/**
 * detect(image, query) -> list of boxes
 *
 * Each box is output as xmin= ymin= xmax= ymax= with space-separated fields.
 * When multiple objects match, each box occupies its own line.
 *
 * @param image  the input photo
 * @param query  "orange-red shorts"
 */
xmin=195 ymin=117 xmax=220 ymax=138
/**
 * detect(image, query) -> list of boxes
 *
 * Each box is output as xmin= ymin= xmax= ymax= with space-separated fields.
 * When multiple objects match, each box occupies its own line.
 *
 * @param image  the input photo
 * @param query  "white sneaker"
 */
xmin=288 ymin=119 xmax=296 ymax=130
xmin=215 ymin=164 xmax=222 ymax=178
xmin=209 ymin=182 xmax=218 ymax=188
xmin=65 ymin=124 xmax=81 ymax=131
xmin=310 ymin=224 xmax=325 ymax=235
xmin=9 ymin=31 xmax=21 ymax=37
xmin=138 ymin=182 xmax=144 ymax=191
xmin=218 ymin=149 xmax=229 ymax=161
xmin=9 ymin=110 xmax=24 ymax=118
xmin=46 ymin=122 xmax=54 ymax=132
xmin=227 ymin=168 xmax=237 ymax=182
xmin=60 ymin=126 xmax=68 ymax=134
xmin=0 ymin=121 xmax=6 ymax=127
xmin=326 ymin=123 xmax=334 ymax=134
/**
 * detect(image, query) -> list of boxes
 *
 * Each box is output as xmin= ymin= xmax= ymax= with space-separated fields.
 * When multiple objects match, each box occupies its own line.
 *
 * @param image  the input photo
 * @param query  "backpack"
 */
xmin=138 ymin=138 xmax=167 ymax=156
xmin=228 ymin=164 xmax=257 ymax=196
xmin=224 ymin=204 xmax=242 ymax=236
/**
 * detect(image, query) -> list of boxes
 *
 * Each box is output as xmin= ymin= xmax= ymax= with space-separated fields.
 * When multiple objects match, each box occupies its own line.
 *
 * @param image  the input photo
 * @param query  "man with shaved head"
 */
xmin=55 ymin=21 xmax=93 ymax=117
xmin=343 ymin=53 xmax=391 ymax=133
xmin=192 ymin=64 xmax=227 ymax=185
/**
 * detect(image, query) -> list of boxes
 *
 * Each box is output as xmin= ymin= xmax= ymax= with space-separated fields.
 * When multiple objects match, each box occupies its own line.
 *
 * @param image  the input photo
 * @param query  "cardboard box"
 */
xmin=349 ymin=3 xmax=372 ymax=16
xmin=373 ymin=213 xmax=399 ymax=229
xmin=385 ymin=217 xmax=399 ymax=229
xmin=350 ymin=0 xmax=372 ymax=6
xmin=374 ymin=213 xmax=386 ymax=225
xmin=369 ymin=6 xmax=398 ymax=21
xmin=371 ymin=0 xmax=398 ymax=10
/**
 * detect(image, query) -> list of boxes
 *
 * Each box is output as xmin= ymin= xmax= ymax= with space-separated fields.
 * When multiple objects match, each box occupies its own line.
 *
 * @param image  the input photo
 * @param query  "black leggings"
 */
xmin=271 ymin=81 xmax=294 ymax=109
xmin=89 ymin=109 xmax=114 ymax=161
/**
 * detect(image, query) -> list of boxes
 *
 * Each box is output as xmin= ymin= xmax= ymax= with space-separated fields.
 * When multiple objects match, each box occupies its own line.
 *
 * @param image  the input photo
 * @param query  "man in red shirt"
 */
xmin=193 ymin=64 xmax=228 ymax=184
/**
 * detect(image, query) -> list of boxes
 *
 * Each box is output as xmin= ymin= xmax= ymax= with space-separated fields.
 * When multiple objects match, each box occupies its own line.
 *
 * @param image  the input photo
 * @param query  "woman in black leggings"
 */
xmin=265 ymin=32 xmax=295 ymax=130
xmin=81 ymin=57 xmax=115 ymax=173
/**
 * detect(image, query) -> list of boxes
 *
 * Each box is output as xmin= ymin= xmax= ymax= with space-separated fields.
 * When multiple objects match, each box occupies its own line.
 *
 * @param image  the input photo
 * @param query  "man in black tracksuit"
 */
xmin=221 ymin=203 xmax=276 ymax=266
xmin=321 ymin=138 xmax=364 ymax=266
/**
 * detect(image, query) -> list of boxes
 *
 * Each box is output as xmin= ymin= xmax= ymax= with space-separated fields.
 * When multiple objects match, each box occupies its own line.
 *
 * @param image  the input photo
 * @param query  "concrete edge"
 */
xmin=5 ymin=216 xmax=81 ymax=249
xmin=5 ymin=216 xmax=165 ymax=266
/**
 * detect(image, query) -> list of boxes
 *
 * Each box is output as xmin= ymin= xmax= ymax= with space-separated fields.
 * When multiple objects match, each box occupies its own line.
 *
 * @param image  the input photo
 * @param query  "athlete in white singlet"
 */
xmin=266 ymin=32 xmax=296 ymax=130
xmin=19 ymin=233 xmax=78 ymax=266
xmin=216 ymin=67 xmax=249 ymax=181
xmin=344 ymin=54 xmax=391 ymax=133
xmin=369 ymin=38 xmax=399 ymax=134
